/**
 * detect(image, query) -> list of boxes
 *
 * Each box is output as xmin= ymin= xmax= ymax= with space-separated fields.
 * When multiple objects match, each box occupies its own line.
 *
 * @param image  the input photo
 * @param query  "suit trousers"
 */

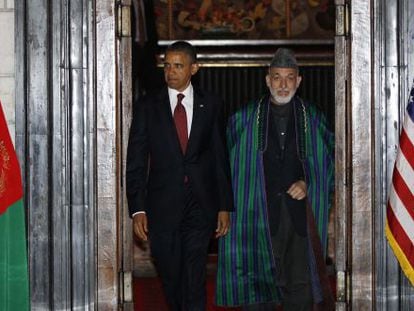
xmin=150 ymin=183 xmax=215 ymax=311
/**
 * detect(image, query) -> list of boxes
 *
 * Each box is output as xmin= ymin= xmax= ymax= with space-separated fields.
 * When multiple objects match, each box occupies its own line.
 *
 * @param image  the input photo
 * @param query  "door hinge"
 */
xmin=117 ymin=3 xmax=131 ymax=38
xmin=336 ymin=2 xmax=349 ymax=37
xmin=120 ymin=271 xmax=133 ymax=302
xmin=336 ymin=270 xmax=349 ymax=303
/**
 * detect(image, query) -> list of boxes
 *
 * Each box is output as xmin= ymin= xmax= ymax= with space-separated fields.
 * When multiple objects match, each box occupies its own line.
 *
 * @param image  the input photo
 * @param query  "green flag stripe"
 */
xmin=0 ymin=199 xmax=29 ymax=311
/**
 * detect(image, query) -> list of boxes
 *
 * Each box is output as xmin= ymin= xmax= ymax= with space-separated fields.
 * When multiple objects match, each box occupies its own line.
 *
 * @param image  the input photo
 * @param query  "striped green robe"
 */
xmin=215 ymin=95 xmax=334 ymax=307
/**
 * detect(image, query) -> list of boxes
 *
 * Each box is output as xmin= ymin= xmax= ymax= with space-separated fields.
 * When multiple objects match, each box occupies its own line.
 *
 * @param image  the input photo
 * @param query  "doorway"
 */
xmin=120 ymin=1 xmax=338 ymax=311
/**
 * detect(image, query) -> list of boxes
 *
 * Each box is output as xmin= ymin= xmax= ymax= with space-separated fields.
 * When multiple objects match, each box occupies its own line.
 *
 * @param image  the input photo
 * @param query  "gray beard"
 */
xmin=270 ymin=89 xmax=295 ymax=105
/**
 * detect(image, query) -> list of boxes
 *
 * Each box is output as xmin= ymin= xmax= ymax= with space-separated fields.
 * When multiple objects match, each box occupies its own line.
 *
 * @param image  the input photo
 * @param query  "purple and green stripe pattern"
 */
xmin=215 ymin=96 xmax=334 ymax=307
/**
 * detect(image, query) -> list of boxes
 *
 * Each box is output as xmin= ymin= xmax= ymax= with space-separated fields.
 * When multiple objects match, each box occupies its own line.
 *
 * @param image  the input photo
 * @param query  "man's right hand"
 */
xmin=133 ymin=213 xmax=148 ymax=241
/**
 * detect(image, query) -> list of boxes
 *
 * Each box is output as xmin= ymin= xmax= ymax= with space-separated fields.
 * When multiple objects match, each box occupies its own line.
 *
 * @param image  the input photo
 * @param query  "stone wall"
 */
xmin=0 ymin=0 xmax=14 ymax=141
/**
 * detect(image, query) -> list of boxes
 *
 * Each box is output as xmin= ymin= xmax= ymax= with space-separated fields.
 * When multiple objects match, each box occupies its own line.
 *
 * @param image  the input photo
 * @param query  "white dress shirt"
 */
xmin=168 ymin=83 xmax=194 ymax=136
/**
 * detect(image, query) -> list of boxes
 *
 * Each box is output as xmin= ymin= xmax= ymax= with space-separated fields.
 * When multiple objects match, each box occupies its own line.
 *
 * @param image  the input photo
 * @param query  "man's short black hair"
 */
xmin=165 ymin=41 xmax=197 ymax=64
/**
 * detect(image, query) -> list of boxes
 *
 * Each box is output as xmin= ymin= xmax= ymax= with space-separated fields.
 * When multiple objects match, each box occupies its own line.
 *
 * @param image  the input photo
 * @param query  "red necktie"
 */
xmin=174 ymin=93 xmax=188 ymax=154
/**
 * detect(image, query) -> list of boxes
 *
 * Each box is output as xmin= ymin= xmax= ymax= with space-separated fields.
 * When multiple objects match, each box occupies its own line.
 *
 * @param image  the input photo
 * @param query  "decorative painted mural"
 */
xmin=154 ymin=0 xmax=335 ymax=40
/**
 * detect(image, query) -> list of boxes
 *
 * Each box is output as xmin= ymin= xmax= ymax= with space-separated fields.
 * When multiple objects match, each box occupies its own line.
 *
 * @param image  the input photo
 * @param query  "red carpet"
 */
xmin=134 ymin=275 xmax=336 ymax=311
xmin=133 ymin=275 xmax=241 ymax=311
xmin=133 ymin=252 xmax=335 ymax=311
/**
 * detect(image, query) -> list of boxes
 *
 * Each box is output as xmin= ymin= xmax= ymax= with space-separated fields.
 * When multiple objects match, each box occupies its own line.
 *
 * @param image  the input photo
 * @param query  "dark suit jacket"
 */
xmin=126 ymin=86 xmax=234 ymax=232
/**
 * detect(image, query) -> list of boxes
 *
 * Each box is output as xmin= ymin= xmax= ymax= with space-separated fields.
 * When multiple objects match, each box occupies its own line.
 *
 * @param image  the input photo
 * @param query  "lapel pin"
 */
xmin=199 ymin=104 xmax=204 ymax=107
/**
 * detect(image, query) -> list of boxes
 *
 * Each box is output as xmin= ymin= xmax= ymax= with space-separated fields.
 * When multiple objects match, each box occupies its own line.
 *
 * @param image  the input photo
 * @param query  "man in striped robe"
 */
xmin=216 ymin=48 xmax=335 ymax=311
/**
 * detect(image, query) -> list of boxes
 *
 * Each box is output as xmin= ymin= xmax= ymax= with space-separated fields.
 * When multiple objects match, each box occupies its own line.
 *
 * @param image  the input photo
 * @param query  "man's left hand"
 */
xmin=215 ymin=211 xmax=230 ymax=238
xmin=287 ymin=180 xmax=307 ymax=200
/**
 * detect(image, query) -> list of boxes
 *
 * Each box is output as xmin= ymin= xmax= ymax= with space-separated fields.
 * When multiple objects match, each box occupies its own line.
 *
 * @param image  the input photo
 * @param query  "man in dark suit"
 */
xmin=126 ymin=41 xmax=234 ymax=311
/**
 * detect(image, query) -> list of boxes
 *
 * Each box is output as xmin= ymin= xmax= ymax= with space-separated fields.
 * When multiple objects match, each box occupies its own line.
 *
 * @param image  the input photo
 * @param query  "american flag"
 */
xmin=386 ymin=83 xmax=414 ymax=285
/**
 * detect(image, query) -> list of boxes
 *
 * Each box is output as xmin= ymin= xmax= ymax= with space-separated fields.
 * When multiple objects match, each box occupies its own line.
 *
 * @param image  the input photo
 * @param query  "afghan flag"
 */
xmin=385 ymin=83 xmax=414 ymax=286
xmin=0 ymin=101 xmax=29 ymax=310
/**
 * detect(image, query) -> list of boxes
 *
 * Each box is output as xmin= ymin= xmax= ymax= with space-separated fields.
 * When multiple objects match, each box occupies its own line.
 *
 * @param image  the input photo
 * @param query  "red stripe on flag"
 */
xmin=400 ymin=128 xmax=414 ymax=170
xmin=387 ymin=203 xmax=414 ymax=269
xmin=0 ymin=102 xmax=23 ymax=214
xmin=392 ymin=169 xmax=414 ymax=218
